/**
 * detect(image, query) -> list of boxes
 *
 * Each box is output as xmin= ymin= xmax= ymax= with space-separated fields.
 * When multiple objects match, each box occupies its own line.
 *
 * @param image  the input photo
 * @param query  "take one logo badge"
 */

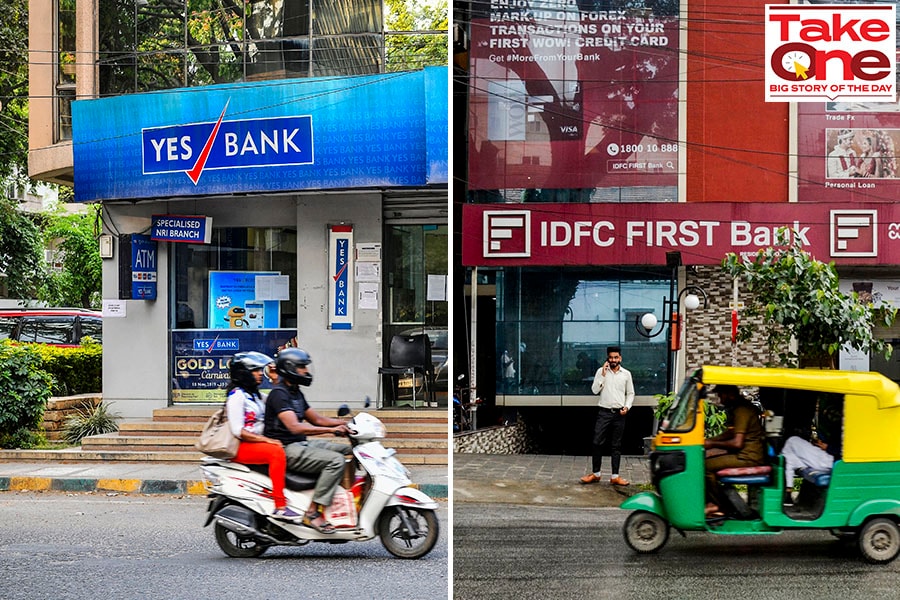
xmin=765 ymin=4 xmax=896 ymax=103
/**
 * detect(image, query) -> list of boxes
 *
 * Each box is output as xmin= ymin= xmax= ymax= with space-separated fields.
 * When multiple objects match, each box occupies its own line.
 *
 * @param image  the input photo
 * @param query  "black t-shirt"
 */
xmin=263 ymin=384 xmax=310 ymax=445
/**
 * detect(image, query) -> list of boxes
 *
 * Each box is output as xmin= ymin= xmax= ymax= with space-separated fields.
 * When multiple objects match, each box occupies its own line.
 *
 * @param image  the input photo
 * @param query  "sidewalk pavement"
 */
xmin=0 ymin=461 xmax=449 ymax=500
xmin=453 ymin=453 xmax=651 ymax=508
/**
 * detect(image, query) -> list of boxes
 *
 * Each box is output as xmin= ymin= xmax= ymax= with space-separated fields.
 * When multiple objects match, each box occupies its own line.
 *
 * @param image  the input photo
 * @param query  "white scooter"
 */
xmin=200 ymin=408 xmax=440 ymax=559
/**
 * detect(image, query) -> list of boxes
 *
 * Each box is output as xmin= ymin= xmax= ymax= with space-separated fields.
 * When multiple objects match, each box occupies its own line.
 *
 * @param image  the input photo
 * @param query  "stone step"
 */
xmin=118 ymin=419 xmax=448 ymax=437
xmin=83 ymin=433 xmax=447 ymax=452
xmin=152 ymin=406 xmax=448 ymax=424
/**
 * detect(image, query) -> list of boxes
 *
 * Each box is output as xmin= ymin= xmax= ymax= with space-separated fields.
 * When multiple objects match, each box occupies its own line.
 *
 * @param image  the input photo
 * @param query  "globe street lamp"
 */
xmin=635 ymin=285 xmax=709 ymax=391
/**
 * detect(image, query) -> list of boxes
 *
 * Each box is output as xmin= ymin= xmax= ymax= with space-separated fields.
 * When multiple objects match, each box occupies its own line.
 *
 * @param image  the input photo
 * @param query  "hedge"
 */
xmin=0 ymin=340 xmax=102 ymax=448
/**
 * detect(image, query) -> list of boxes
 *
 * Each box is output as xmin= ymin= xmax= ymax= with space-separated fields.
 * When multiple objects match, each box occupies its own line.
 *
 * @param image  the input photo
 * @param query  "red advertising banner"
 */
xmin=462 ymin=202 xmax=900 ymax=266
xmin=467 ymin=1 xmax=679 ymax=193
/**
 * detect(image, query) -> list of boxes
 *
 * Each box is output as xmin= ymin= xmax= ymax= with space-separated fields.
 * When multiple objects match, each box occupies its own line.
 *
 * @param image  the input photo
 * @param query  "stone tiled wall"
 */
xmin=454 ymin=417 xmax=537 ymax=454
xmin=682 ymin=266 xmax=772 ymax=373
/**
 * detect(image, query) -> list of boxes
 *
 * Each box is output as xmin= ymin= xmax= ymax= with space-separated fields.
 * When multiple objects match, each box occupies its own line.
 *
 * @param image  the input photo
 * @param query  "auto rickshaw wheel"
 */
xmin=623 ymin=510 xmax=670 ymax=554
xmin=858 ymin=518 xmax=900 ymax=564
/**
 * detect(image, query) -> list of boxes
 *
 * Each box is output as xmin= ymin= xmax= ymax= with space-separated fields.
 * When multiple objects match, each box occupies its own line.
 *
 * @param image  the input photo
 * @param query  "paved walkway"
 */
xmin=0 ymin=461 xmax=448 ymax=499
xmin=453 ymin=453 xmax=651 ymax=508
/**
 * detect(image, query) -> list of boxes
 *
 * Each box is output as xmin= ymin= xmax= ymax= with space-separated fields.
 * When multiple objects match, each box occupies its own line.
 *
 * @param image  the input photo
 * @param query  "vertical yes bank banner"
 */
xmin=72 ymin=68 xmax=448 ymax=202
xmin=765 ymin=3 xmax=896 ymax=103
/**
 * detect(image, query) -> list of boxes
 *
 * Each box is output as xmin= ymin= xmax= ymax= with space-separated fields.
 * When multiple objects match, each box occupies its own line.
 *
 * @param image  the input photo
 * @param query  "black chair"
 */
xmin=378 ymin=334 xmax=434 ymax=408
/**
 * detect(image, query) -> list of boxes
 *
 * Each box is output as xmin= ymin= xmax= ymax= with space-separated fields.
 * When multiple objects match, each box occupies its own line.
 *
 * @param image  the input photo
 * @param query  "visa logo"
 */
xmin=142 ymin=105 xmax=314 ymax=184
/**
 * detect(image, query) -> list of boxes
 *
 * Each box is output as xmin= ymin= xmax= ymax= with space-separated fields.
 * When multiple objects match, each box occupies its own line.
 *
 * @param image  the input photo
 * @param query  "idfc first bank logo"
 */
xmin=141 ymin=101 xmax=314 ymax=185
xmin=765 ymin=4 xmax=896 ymax=103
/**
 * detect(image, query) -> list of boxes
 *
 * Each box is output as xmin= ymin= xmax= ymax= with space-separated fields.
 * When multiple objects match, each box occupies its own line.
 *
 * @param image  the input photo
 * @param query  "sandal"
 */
xmin=302 ymin=512 xmax=336 ymax=534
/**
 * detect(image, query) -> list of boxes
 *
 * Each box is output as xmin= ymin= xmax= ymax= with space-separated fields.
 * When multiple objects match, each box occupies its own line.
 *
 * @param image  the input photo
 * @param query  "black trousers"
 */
xmin=591 ymin=408 xmax=627 ymax=475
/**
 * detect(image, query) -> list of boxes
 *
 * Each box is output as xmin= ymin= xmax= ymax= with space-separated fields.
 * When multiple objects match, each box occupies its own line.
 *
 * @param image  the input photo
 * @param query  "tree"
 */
xmin=0 ymin=0 xmax=29 ymax=181
xmin=0 ymin=197 xmax=48 ymax=300
xmin=39 ymin=204 xmax=103 ymax=309
xmin=722 ymin=229 xmax=897 ymax=368
xmin=385 ymin=0 xmax=448 ymax=72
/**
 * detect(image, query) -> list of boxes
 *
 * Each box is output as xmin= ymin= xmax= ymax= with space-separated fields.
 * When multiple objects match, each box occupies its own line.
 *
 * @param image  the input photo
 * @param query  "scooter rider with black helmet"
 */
xmin=263 ymin=347 xmax=351 ymax=534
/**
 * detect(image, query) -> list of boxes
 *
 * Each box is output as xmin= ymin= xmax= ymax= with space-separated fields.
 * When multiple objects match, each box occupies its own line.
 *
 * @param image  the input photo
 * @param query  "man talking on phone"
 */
xmin=580 ymin=346 xmax=634 ymax=486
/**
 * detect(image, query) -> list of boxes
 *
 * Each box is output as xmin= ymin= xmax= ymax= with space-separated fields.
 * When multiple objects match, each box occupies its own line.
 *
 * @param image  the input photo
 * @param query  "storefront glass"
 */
xmin=383 ymin=224 xmax=449 ymax=405
xmin=496 ymin=268 xmax=670 ymax=397
xmin=169 ymin=227 xmax=297 ymax=403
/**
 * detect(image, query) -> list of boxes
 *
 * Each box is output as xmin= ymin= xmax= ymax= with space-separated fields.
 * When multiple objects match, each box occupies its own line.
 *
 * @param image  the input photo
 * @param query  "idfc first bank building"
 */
xmin=72 ymin=67 xmax=448 ymax=418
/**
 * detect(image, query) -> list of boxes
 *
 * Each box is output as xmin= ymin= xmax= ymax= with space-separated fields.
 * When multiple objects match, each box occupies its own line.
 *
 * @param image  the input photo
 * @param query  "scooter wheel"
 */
xmin=623 ymin=510 xmax=670 ymax=554
xmin=214 ymin=522 xmax=268 ymax=558
xmin=858 ymin=518 xmax=900 ymax=564
xmin=378 ymin=506 xmax=439 ymax=559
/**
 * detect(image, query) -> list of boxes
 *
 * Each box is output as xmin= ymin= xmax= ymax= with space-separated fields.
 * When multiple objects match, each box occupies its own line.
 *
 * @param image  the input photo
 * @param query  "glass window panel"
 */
xmin=57 ymin=87 xmax=75 ymax=141
xmin=186 ymin=43 xmax=244 ymax=86
xmin=497 ymin=267 xmax=670 ymax=396
xmin=0 ymin=317 xmax=17 ymax=340
xmin=172 ymin=228 xmax=297 ymax=331
xmin=310 ymin=34 xmax=382 ymax=76
xmin=20 ymin=318 xmax=73 ymax=345
xmin=58 ymin=0 xmax=76 ymax=85
xmin=79 ymin=318 xmax=103 ymax=343
xmin=313 ymin=0 xmax=381 ymax=35
xmin=385 ymin=32 xmax=448 ymax=72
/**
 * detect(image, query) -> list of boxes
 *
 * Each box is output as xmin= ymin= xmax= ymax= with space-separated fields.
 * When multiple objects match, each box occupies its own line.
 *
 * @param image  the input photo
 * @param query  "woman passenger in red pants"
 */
xmin=224 ymin=351 xmax=301 ymax=522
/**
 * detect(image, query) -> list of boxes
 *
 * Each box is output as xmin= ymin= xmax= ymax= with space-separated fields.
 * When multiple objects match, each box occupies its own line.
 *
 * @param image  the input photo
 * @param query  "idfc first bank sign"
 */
xmin=72 ymin=68 xmax=447 ymax=202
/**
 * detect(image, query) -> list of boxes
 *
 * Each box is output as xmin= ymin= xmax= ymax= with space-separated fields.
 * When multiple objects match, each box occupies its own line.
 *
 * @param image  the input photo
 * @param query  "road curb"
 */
xmin=0 ymin=476 xmax=448 ymax=500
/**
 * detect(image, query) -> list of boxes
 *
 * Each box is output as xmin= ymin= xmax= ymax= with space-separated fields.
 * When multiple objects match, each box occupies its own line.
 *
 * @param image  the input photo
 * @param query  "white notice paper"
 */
xmin=256 ymin=275 xmax=290 ymax=301
xmin=358 ymin=283 xmax=379 ymax=309
xmin=427 ymin=274 xmax=447 ymax=301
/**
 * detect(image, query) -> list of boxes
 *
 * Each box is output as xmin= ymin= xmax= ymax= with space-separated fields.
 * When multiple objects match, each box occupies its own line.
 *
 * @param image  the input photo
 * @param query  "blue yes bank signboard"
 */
xmin=142 ymin=112 xmax=313 ymax=184
xmin=72 ymin=68 xmax=447 ymax=202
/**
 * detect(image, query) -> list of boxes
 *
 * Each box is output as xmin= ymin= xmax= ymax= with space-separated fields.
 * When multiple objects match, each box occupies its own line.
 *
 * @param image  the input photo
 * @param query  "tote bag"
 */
xmin=195 ymin=406 xmax=240 ymax=459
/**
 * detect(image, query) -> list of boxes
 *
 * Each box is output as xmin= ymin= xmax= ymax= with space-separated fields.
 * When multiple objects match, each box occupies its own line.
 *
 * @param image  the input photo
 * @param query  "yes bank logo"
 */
xmin=765 ymin=4 xmax=896 ymax=103
xmin=141 ymin=102 xmax=314 ymax=185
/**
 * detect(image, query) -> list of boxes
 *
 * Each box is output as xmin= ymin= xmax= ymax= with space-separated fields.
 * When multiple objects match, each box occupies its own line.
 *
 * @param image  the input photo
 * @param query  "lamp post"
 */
xmin=635 ymin=285 xmax=709 ymax=392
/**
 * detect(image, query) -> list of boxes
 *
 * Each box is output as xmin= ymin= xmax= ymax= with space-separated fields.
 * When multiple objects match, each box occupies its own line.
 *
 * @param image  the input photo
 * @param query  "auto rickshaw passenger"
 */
xmin=703 ymin=385 xmax=766 ymax=517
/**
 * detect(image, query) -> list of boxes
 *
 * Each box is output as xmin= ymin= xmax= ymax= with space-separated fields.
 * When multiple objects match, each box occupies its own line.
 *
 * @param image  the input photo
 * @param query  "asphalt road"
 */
xmin=0 ymin=491 xmax=448 ymax=600
xmin=453 ymin=503 xmax=900 ymax=600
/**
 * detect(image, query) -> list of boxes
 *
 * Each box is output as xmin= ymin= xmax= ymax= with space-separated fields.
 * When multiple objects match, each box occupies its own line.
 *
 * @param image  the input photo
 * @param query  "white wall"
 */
xmin=101 ymin=207 xmax=170 ymax=419
xmin=296 ymin=192 xmax=382 ymax=411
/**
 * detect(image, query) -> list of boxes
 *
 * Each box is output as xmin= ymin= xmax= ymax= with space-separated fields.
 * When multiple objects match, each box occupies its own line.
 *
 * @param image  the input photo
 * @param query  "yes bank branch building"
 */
xmin=73 ymin=68 xmax=448 ymax=418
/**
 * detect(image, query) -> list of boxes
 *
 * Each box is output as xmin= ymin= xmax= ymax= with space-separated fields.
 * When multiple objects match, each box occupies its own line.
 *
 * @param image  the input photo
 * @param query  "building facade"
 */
xmin=29 ymin=0 xmax=448 ymax=418
xmin=456 ymin=0 xmax=900 ymax=454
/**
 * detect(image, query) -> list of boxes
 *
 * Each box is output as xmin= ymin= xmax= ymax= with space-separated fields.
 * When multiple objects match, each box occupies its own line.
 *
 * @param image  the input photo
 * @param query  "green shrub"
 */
xmin=0 ymin=341 xmax=53 ymax=448
xmin=63 ymin=401 xmax=120 ymax=444
xmin=30 ymin=341 xmax=102 ymax=396
xmin=653 ymin=391 xmax=727 ymax=438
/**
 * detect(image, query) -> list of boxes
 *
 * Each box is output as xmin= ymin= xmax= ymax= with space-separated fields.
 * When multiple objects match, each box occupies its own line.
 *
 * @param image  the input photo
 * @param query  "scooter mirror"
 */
xmin=337 ymin=404 xmax=351 ymax=417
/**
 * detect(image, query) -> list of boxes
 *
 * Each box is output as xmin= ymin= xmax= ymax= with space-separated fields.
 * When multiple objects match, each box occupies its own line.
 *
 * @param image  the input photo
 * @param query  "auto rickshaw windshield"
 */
xmin=660 ymin=379 xmax=701 ymax=433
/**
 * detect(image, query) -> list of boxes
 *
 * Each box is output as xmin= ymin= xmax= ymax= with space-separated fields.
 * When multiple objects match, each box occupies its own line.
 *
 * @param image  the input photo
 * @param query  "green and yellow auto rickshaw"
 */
xmin=622 ymin=365 xmax=900 ymax=563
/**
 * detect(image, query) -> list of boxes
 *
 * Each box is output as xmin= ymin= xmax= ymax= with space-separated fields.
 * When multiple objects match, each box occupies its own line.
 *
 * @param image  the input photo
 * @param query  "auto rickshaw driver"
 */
xmin=703 ymin=384 xmax=767 ymax=518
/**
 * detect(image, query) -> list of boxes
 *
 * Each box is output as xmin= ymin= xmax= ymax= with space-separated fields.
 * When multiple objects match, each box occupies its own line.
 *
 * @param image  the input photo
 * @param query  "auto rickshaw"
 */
xmin=622 ymin=365 xmax=900 ymax=563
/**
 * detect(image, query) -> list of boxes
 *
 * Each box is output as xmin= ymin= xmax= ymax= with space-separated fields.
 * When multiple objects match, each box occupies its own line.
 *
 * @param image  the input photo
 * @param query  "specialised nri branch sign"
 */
xmin=72 ymin=67 xmax=447 ymax=202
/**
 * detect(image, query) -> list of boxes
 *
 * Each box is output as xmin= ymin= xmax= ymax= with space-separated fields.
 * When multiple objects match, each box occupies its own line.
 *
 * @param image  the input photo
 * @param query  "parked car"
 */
xmin=0 ymin=308 xmax=102 ymax=347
